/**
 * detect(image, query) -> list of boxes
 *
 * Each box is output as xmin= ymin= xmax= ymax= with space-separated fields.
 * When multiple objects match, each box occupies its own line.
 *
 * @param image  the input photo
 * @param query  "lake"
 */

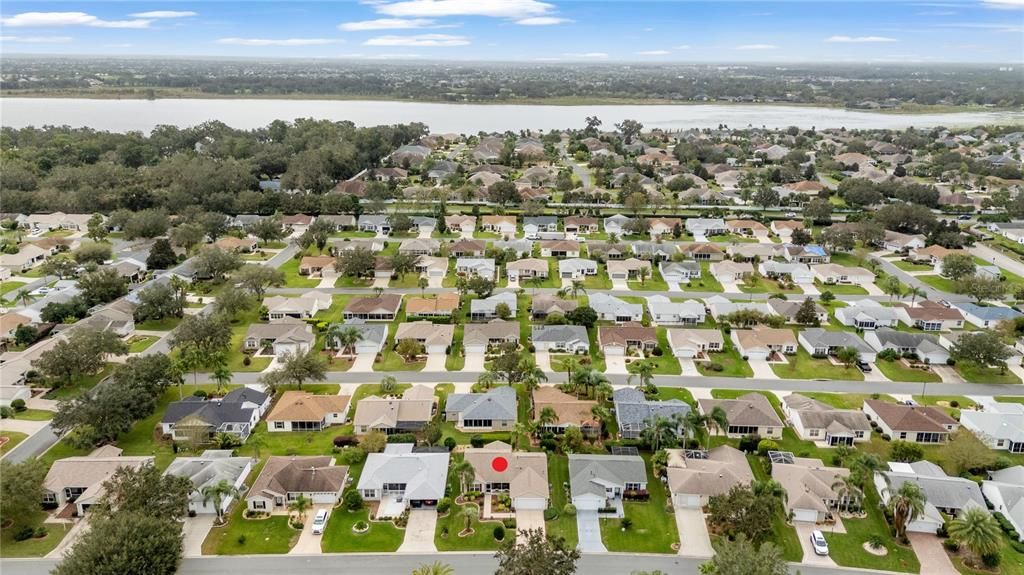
xmin=1 ymin=97 xmax=1021 ymax=133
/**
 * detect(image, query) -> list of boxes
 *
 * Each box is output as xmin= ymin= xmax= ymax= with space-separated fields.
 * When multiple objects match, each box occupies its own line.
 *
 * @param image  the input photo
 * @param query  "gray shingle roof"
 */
xmin=569 ymin=454 xmax=647 ymax=498
xmin=445 ymin=386 xmax=517 ymax=421
xmin=613 ymin=387 xmax=691 ymax=429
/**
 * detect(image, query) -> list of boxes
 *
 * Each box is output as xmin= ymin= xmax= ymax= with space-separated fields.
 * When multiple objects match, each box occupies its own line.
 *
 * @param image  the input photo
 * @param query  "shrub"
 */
xmin=946 ymin=358 xmax=956 ymax=366
xmin=756 ymin=439 xmax=779 ymax=456
xmin=738 ymin=434 xmax=762 ymax=453
xmin=34 ymin=526 xmax=48 ymax=538
xmin=243 ymin=355 xmax=252 ymax=367
xmin=543 ymin=507 xmax=558 ymax=521
xmin=502 ymin=518 xmax=517 ymax=529
xmin=337 ymin=447 xmax=367 ymax=465
xmin=0 ymin=406 xmax=11 ymax=419
xmin=443 ymin=437 xmax=457 ymax=451
xmin=707 ymin=362 xmax=724 ymax=372
xmin=528 ymin=344 xmax=536 ymax=353
xmin=344 ymin=490 xmax=364 ymax=511
xmin=470 ymin=435 xmax=485 ymax=448
xmin=193 ymin=389 xmax=208 ymax=398
xmin=14 ymin=526 xmax=35 ymax=542
xmin=493 ymin=525 xmax=505 ymax=541
xmin=10 ymin=399 xmax=26 ymax=412
xmin=333 ymin=435 xmax=358 ymax=447
xmin=540 ymin=438 xmax=557 ymax=451
xmin=651 ymin=347 xmax=663 ymax=357
xmin=237 ymin=534 xmax=247 ymax=545
xmin=437 ymin=497 xmax=452 ymax=514
xmin=562 ymin=504 xmax=576 ymax=516
xmin=620 ymin=518 xmax=633 ymax=530
xmin=387 ymin=433 xmax=417 ymax=444
xmin=949 ymin=400 xmax=959 ymax=408
xmin=871 ymin=393 xmax=880 ymax=400
xmin=867 ymin=534 xmax=885 ymax=550
xmin=942 ymin=538 xmax=959 ymax=552
xmin=982 ymin=552 xmax=1001 ymax=568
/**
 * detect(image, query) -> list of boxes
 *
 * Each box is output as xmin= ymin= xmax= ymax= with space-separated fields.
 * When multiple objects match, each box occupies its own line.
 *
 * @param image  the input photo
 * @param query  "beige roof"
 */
xmin=679 ymin=243 xmax=724 ymax=256
xmin=699 ymin=392 xmax=783 ymax=427
xmin=734 ymin=327 xmax=797 ymax=351
xmin=215 ymin=236 xmax=256 ymax=250
xmin=812 ymin=263 xmax=873 ymax=278
xmin=772 ymin=457 xmax=851 ymax=515
xmin=353 ymin=385 xmax=435 ymax=429
xmin=482 ymin=215 xmax=516 ymax=226
xmin=344 ymin=294 xmax=402 ymax=314
xmin=0 ymin=313 xmax=31 ymax=334
xmin=463 ymin=441 xmax=549 ymax=500
xmin=541 ymin=240 xmax=580 ymax=252
xmin=406 ymin=293 xmax=460 ymax=315
xmin=606 ymin=258 xmax=651 ymax=275
xmin=464 ymin=320 xmax=519 ymax=346
xmin=395 ymin=321 xmax=455 ymax=347
xmin=507 ymin=258 xmax=549 ymax=273
xmin=248 ymin=456 xmax=348 ymax=499
xmin=668 ymin=328 xmax=724 ymax=349
xmin=299 ymin=255 xmax=335 ymax=270
xmin=913 ymin=245 xmax=965 ymax=260
xmin=727 ymin=219 xmax=768 ymax=232
xmin=1 ymin=244 xmax=47 ymax=265
xmin=44 ymin=454 xmax=153 ymax=498
xmin=267 ymin=391 xmax=351 ymax=422
xmin=449 ymin=239 xmax=486 ymax=253
xmin=864 ymin=399 xmax=957 ymax=433
xmin=667 ymin=445 xmax=753 ymax=497
xmin=533 ymin=386 xmax=597 ymax=427
xmin=711 ymin=260 xmax=754 ymax=275
xmin=772 ymin=220 xmax=805 ymax=231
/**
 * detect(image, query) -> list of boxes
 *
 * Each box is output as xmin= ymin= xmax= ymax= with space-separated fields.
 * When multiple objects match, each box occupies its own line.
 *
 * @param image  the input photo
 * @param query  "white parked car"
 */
xmin=810 ymin=530 xmax=829 ymax=556
xmin=311 ymin=509 xmax=329 ymax=535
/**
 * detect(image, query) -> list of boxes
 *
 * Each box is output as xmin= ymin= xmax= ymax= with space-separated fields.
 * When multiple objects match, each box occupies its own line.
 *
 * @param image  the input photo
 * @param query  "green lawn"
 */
xmin=334 ymin=276 xmax=373 ymax=288
xmin=625 ymin=329 xmax=680 ymax=376
xmin=225 ymin=328 xmax=272 ymax=373
xmin=278 ymin=258 xmax=320 ymax=288
xmin=891 ymin=259 xmax=933 ymax=272
xmin=203 ymin=492 xmax=298 ymax=554
xmin=0 ymin=280 xmax=26 ymax=298
xmin=770 ymin=348 xmax=864 ymax=381
xmin=746 ymin=453 xmax=802 ymax=562
xmin=627 ymin=268 xmax=670 ymax=291
xmin=996 ymin=396 xmax=1024 ymax=405
xmin=697 ymin=338 xmax=753 ymax=378
xmin=599 ymin=453 xmax=678 ymax=554
xmin=320 ymin=508 xmax=404 ymax=553
xmin=136 ymin=316 xmax=183 ymax=331
xmin=436 ymin=384 xmax=510 ymax=445
xmin=739 ymin=275 xmax=800 ymax=294
xmin=0 ymin=510 xmax=71 ymax=558
xmin=875 ymin=359 xmax=942 ymax=383
xmin=814 ymin=280 xmax=868 ymax=295
xmin=823 ymin=484 xmax=921 ymax=573
xmin=582 ymin=266 xmax=612 ymax=290
xmin=545 ymin=454 xmax=579 ymax=549
xmin=798 ymin=392 xmax=895 ymax=410
xmin=6 ymin=409 xmax=53 ymax=421
xmin=655 ymin=387 xmax=697 ymax=407
xmin=678 ymin=262 xmax=724 ymax=293
xmin=126 ymin=335 xmax=159 ymax=353
xmin=43 ymin=365 xmax=114 ymax=400
xmin=0 ymin=431 xmax=28 ymax=457
xmin=957 ymin=362 xmax=1022 ymax=384
xmin=446 ymin=324 xmax=466 ymax=371
xmin=917 ymin=274 xmax=960 ymax=294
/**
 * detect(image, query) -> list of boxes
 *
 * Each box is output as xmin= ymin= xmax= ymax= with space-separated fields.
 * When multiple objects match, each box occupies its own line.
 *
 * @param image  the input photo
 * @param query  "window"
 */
xmin=917 ymin=432 xmax=943 ymax=444
xmin=808 ymin=429 xmax=820 ymax=437
xmin=728 ymin=425 xmax=759 ymax=435
xmin=273 ymin=421 xmax=285 ymax=430
xmin=42 ymin=492 xmax=57 ymax=503
xmin=899 ymin=432 xmax=907 ymax=440
xmin=463 ymin=419 xmax=493 ymax=428
xmin=252 ymin=500 xmax=266 ymax=509
xmin=290 ymin=420 xmax=323 ymax=432
xmin=625 ymin=482 xmax=643 ymax=491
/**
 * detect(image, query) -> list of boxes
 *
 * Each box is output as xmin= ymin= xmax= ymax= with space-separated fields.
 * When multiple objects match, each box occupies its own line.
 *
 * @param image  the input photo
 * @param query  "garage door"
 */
xmin=746 ymin=351 xmax=768 ymax=361
xmin=674 ymin=494 xmax=702 ymax=508
xmin=514 ymin=497 xmax=547 ymax=511
xmin=605 ymin=346 xmax=625 ymax=356
xmin=793 ymin=509 xmax=819 ymax=523
xmin=465 ymin=344 xmax=486 ymax=354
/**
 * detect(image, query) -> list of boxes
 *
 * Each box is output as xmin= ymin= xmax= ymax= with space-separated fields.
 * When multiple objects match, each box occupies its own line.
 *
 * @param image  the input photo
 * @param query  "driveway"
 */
xmin=932 ymin=365 xmax=965 ymax=383
xmin=605 ymin=355 xmax=629 ymax=375
xmin=748 ymin=358 xmax=779 ymax=379
xmin=45 ymin=519 xmax=90 ymax=559
xmin=756 ymin=234 xmax=773 ymax=244
xmin=862 ymin=364 xmax=890 ymax=382
xmin=908 ymin=533 xmax=958 ymax=575
xmin=971 ymin=243 xmax=1024 ymax=277
xmin=678 ymin=358 xmax=700 ymax=376
xmin=575 ymin=510 xmax=607 ymax=553
xmin=462 ymin=352 xmax=486 ymax=372
xmin=535 ymin=350 xmax=553 ymax=372
xmin=423 ymin=353 xmax=447 ymax=372
xmin=350 ymin=353 xmax=376 ymax=372
xmin=794 ymin=522 xmax=837 ymax=567
xmin=720 ymin=280 xmax=741 ymax=293
xmin=611 ymin=279 xmax=629 ymax=290
xmin=515 ymin=509 xmax=545 ymax=538
xmin=397 ymin=510 xmax=438 ymax=553
xmin=372 ymin=277 xmax=389 ymax=288
xmin=862 ymin=283 xmax=884 ymax=296
xmin=182 ymin=515 xmax=216 ymax=557
xmin=290 ymin=504 xmax=333 ymax=555
xmin=673 ymin=508 xmax=713 ymax=558
xmin=800 ymin=283 xmax=820 ymax=295
xmin=427 ymin=275 xmax=443 ymax=288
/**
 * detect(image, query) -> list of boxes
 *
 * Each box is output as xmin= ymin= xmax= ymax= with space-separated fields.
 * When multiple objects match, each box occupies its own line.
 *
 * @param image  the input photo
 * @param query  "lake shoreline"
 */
xmin=2 ymin=89 xmax=1020 ymax=116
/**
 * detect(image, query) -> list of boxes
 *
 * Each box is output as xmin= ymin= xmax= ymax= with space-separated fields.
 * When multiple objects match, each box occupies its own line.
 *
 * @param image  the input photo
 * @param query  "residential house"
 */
xmin=0 ymin=312 xmax=30 ymax=342
xmin=161 ymin=387 xmax=271 ymax=442
xmin=632 ymin=242 xmax=674 ymax=260
xmin=648 ymin=217 xmax=682 ymax=237
xmin=394 ymin=321 xmax=455 ymax=354
xmin=530 ymin=295 xmax=578 ymax=320
xmin=352 ymin=385 xmax=435 ymax=435
xmin=215 ymin=236 xmax=258 ymax=253
xmin=952 ymin=302 xmax=1024 ymax=328
xmin=463 ymin=320 xmax=519 ymax=353
xmin=685 ymin=218 xmax=728 ymax=237
xmin=331 ymin=238 xmax=385 ymax=254
xmin=246 ymin=456 xmax=348 ymax=511
xmin=449 ymin=239 xmax=486 ymax=258
xmin=0 ymin=244 xmax=48 ymax=273
xmin=660 ymin=261 xmax=702 ymax=284
xmin=42 ymin=448 xmax=153 ymax=515
xmin=678 ymin=243 xmax=725 ymax=261
xmin=569 ymin=454 xmax=647 ymax=511
xmin=982 ymin=466 xmax=1024 ymax=541
xmin=603 ymin=214 xmax=632 ymax=237
xmin=782 ymin=393 xmax=871 ymax=445
xmin=243 ymin=319 xmax=315 ymax=358
xmin=607 ymin=258 xmax=651 ymax=282
xmin=164 ymin=451 xmax=252 ymax=515
xmin=455 ymin=258 xmax=497 ymax=280
xmin=540 ymin=240 xmax=580 ymax=258
xmin=506 ymin=258 xmax=549 ymax=282
xmin=732 ymin=327 xmax=797 ymax=361
xmin=726 ymin=243 xmax=777 ymax=261
xmin=343 ymin=294 xmax=402 ymax=321
xmin=357 ymin=444 xmax=449 ymax=513
xmin=598 ymin=324 xmax=658 ymax=356
xmin=613 ymin=387 xmax=691 ymax=440
xmin=589 ymin=293 xmax=644 ymax=323
xmin=834 ymin=300 xmax=901 ymax=330
xmin=531 ymin=325 xmax=589 ymax=354
xmin=783 ymin=245 xmax=830 ymax=265
xmin=894 ymin=300 xmax=965 ymax=331
xmin=523 ymin=216 xmax=559 ymax=239
xmin=564 ymin=216 xmax=599 ymax=235
xmin=470 ymin=292 xmax=517 ymax=321
xmin=667 ymin=328 xmax=724 ymax=358
xmin=263 ymin=293 xmax=331 ymax=320
xmin=705 ymin=295 xmax=774 ymax=320
xmin=325 ymin=321 xmax=388 ymax=355
xmin=558 ymin=258 xmax=598 ymax=280
xmin=318 ymin=214 xmax=357 ymax=230
xmin=760 ymin=261 xmax=815 ymax=285
xmin=534 ymin=387 xmax=600 ymax=437
xmin=357 ymin=215 xmax=391 ymax=235
xmin=726 ymin=219 xmax=770 ymax=239
xmin=798 ymin=328 xmax=877 ymax=362
xmin=864 ymin=328 xmax=950 ymax=364
xmin=445 ymin=215 xmax=476 ymax=234
xmin=710 ymin=260 xmax=754 ymax=282
xmin=416 ymin=255 xmax=448 ymax=282
xmin=298 ymin=255 xmax=336 ymax=277
xmin=874 ymin=461 xmax=985 ymax=533
xmin=464 ymin=442 xmax=548 ymax=512
xmin=480 ymin=215 xmax=517 ymax=236
xmin=773 ymin=455 xmax=856 ymax=523
xmin=405 ymin=293 xmax=460 ymax=319
xmin=768 ymin=298 xmax=828 ymax=324
xmin=910 ymin=245 xmax=966 ymax=269
xmin=646 ymin=295 xmax=705 ymax=325
xmin=491 ymin=239 xmax=533 ymax=258
xmin=812 ymin=264 xmax=873 ymax=285
xmin=884 ymin=231 xmax=927 ymax=253
xmin=21 ymin=212 xmax=92 ymax=232
xmin=863 ymin=399 xmax=959 ymax=443
xmin=444 ymin=386 xmax=517 ymax=432
xmin=398 ymin=238 xmax=440 ymax=256
xmin=771 ymin=220 xmax=805 ymax=240
xmin=666 ymin=445 xmax=753 ymax=508
xmin=698 ymin=393 xmax=784 ymax=439
xmin=961 ymin=401 xmax=1024 ymax=453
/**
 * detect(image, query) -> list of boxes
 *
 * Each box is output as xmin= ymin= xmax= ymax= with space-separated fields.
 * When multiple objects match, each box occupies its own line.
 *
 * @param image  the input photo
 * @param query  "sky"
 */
xmin=0 ymin=0 xmax=1022 ymax=63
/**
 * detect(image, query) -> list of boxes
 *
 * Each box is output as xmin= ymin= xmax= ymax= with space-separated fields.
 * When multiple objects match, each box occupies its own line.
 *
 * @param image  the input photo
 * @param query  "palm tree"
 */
xmin=641 ymin=416 xmax=677 ymax=451
xmin=417 ymin=276 xmax=429 ymax=296
xmin=511 ymin=421 xmax=535 ymax=450
xmin=454 ymin=460 xmax=476 ymax=495
xmin=567 ymin=279 xmax=586 ymax=300
xmin=637 ymin=266 xmax=650 ymax=286
xmin=211 ymin=356 xmax=232 ymax=395
xmin=753 ymin=479 xmax=787 ymax=507
xmin=476 ymin=370 xmax=498 ymax=390
xmin=591 ymin=404 xmax=611 ymax=439
xmin=682 ymin=410 xmax=707 ymax=447
xmin=461 ymin=505 xmax=478 ymax=533
xmin=288 ymin=494 xmax=312 ymax=524
xmin=538 ymin=406 xmax=558 ymax=429
xmin=13 ymin=289 xmax=34 ymax=307
xmin=885 ymin=481 xmax=927 ymax=540
xmin=412 ymin=562 xmax=454 ymax=575
xmin=558 ymin=356 xmax=581 ymax=382
xmin=594 ymin=381 xmax=614 ymax=403
xmin=201 ymin=479 xmax=243 ymax=525
xmin=849 ymin=453 xmax=885 ymax=488
xmin=380 ymin=375 xmax=398 ymax=394
xmin=904 ymin=286 xmax=926 ymax=307
xmin=948 ymin=507 xmax=1002 ymax=567
xmin=246 ymin=433 xmax=266 ymax=461
xmin=831 ymin=476 xmax=863 ymax=514
xmin=704 ymin=406 xmax=729 ymax=447
xmin=325 ymin=325 xmax=363 ymax=357
xmin=627 ymin=360 xmax=656 ymax=391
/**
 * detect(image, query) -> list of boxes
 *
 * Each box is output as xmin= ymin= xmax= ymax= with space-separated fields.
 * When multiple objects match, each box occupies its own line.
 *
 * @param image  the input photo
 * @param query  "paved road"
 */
xmin=0 ymin=553 xmax=910 ymax=575
xmin=971 ymin=243 xmax=1024 ymax=277
xmin=228 ymin=370 xmax=1023 ymax=397
xmin=2 ymin=422 xmax=59 ymax=464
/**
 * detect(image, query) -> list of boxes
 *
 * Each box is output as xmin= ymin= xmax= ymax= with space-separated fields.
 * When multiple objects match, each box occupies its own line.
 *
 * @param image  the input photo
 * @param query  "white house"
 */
xmin=645 ymin=295 xmax=705 ymax=325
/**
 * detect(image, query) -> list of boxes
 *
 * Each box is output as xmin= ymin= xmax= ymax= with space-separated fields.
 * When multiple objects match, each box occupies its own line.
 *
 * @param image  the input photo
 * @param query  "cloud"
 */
xmin=375 ymin=0 xmax=554 ymax=19
xmin=0 ymin=35 xmax=73 ymax=43
xmin=364 ymin=33 xmax=469 ymax=46
xmin=674 ymin=44 xmax=691 ymax=50
xmin=515 ymin=17 xmax=572 ymax=25
xmin=562 ymin=52 xmax=608 ymax=59
xmin=933 ymin=22 xmax=1023 ymax=31
xmin=983 ymin=0 xmax=1024 ymax=9
xmin=0 ymin=11 xmax=152 ymax=28
xmin=216 ymin=38 xmax=341 ymax=46
xmin=636 ymin=50 xmax=671 ymax=56
xmin=338 ymin=18 xmax=445 ymax=30
xmin=826 ymin=35 xmax=898 ymax=43
xmin=129 ymin=11 xmax=197 ymax=18
xmin=736 ymin=44 xmax=777 ymax=50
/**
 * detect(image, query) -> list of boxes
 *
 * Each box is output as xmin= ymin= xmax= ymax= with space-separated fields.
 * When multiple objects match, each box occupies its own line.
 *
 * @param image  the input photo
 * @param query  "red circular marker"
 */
xmin=491 ymin=456 xmax=509 ymax=472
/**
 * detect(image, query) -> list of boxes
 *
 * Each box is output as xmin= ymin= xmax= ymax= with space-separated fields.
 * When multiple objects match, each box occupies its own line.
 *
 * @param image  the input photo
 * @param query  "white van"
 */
xmin=311 ymin=509 xmax=329 ymax=535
